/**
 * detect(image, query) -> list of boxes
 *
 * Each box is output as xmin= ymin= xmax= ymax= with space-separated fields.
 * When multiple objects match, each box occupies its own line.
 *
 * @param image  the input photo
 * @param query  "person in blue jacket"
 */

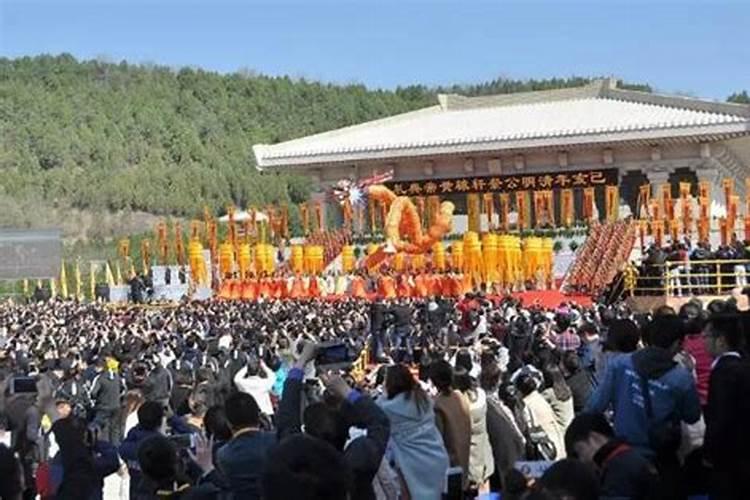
xmin=585 ymin=314 xmax=700 ymax=499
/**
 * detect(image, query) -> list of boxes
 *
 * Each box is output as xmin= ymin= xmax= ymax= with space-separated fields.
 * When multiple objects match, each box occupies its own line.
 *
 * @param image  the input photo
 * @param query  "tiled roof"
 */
xmin=253 ymin=79 xmax=750 ymax=168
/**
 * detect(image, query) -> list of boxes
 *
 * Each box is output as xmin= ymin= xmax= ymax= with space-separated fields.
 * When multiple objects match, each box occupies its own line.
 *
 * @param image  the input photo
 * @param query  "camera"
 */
xmin=315 ymin=341 xmax=354 ymax=370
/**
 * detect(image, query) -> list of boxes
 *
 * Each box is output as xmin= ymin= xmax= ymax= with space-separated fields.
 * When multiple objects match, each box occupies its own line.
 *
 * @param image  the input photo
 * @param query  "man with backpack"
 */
xmin=586 ymin=314 xmax=701 ymax=499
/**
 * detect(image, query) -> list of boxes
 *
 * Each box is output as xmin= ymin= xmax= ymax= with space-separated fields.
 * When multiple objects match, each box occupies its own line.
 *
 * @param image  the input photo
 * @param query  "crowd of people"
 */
xmin=637 ymin=238 xmax=750 ymax=296
xmin=0 ymin=291 xmax=748 ymax=499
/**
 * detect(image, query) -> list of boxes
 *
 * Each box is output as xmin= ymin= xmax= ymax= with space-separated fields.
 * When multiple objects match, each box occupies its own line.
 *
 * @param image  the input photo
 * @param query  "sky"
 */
xmin=1 ymin=0 xmax=748 ymax=100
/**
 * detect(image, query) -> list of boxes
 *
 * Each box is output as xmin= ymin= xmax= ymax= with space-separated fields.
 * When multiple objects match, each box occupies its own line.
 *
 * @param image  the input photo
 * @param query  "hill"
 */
xmin=7 ymin=53 xmax=735 ymax=247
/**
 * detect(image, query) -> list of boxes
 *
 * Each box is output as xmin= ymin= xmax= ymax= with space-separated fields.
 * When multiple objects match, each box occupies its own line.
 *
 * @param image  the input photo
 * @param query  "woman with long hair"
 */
xmin=377 ymin=364 xmax=449 ymax=500
xmin=541 ymin=363 xmax=574 ymax=431
xmin=453 ymin=354 xmax=495 ymax=496
xmin=429 ymin=359 xmax=472 ymax=490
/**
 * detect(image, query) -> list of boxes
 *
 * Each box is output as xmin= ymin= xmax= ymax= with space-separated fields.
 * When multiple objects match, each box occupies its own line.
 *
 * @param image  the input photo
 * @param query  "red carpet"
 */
xmin=510 ymin=290 xmax=593 ymax=308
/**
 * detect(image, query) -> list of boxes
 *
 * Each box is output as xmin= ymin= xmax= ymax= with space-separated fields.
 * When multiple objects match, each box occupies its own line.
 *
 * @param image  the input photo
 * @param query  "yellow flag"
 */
xmin=130 ymin=260 xmax=137 ymax=280
xmin=105 ymin=262 xmax=116 ymax=287
xmin=50 ymin=278 xmax=57 ymax=298
xmin=22 ymin=279 xmax=29 ymax=296
xmin=75 ymin=260 xmax=82 ymax=300
xmin=90 ymin=262 xmax=96 ymax=300
xmin=59 ymin=261 xmax=69 ymax=299
xmin=115 ymin=261 xmax=123 ymax=285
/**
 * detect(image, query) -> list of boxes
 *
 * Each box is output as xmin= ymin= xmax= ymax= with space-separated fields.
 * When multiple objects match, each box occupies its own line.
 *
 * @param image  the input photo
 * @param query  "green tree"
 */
xmin=727 ymin=90 xmax=750 ymax=104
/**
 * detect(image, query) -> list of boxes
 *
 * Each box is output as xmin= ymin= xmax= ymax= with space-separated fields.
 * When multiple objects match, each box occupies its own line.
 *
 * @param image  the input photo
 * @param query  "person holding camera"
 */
xmin=135 ymin=433 xmax=229 ymax=500
xmin=232 ymin=351 xmax=276 ymax=421
xmin=269 ymin=342 xmax=390 ymax=500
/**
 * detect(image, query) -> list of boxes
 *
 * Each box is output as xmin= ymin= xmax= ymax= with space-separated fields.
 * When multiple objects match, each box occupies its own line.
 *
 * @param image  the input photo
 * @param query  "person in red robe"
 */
xmin=241 ymin=277 xmax=257 ymax=301
xmin=350 ymin=274 xmax=367 ymax=299
xmin=258 ymin=277 xmax=271 ymax=299
xmin=378 ymin=274 xmax=397 ymax=299
xmin=308 ymin=275 xmax=321 ymax=298
xmin=229 ymin=279 xmax=241 ymax=300
xmin=290 ymin=274 xmax=307 ymax=299
xmin=273 ymin=276 xmax=287 ymax=299
xmin=414 ymin=273 xmax=428 ymax=298
xmin=218 ymin=280 xmax=232 ymax=300
xmin=396 ymin=275 xmax=412 ymax=298
xmin=461 ymin=273 xmax=473 ymax=297
xmin=428 ymin=273 xmax=441 ymax=297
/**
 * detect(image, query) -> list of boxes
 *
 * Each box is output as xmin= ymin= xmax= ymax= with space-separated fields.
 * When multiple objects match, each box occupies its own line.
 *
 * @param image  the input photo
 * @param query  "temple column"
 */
xmin=694 ymin=166 xmax=722 ymax=247
xmin=644 ymin=167 xmax=673 ymax=215
xmin=694 ymin=166 xmax=723 ymax=212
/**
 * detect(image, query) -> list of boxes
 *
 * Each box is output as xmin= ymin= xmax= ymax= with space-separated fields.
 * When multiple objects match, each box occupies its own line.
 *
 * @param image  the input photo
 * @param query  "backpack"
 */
xmin=522 ymin=405 xmax=557 ymax=461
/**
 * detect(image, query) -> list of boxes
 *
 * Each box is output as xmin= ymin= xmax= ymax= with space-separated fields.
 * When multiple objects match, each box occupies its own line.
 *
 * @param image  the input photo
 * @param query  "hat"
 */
xmin=554 ymin=330 xmax=581 ymax=352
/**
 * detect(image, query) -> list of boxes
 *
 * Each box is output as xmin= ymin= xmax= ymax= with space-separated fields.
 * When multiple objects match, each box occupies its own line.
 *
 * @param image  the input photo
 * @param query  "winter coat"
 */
xmin=682 ymin=334 xmax=713 ymax=406
xmin=233 ymin=365 xmax=276 ymax=416
xmin=541 ymin=388 xmax=574 ymax=432
xmin=132 ymin=470 xmax=231 ymax=500
xmin=215 ymin=429 xmax=276 ymax=500
xmin=703 ymin=354 xmax=750 ymax=498
xmin=463 ymin=388 xmax=494 ymax=486
xmin=523 ymin=390 xmax=566 ymax=459
xmin=143 ymin=366 xmax=173 ymax=404
xmin=585 ymin=347 xmax=701 ymax=456
xmin=88 ymin=371 xmax=125 ymax=411
xmin=377 ymin=393 xmax=449 ymax=500
xmin=433 ymin=390 xmax=471 ymax=484
xmin=594 ymin=440 xmax=659 ymax=500
xmin=565 ymin=369 xmax=593 ymax=414
xmin=485 ymin=395 xmax=524 ymax=481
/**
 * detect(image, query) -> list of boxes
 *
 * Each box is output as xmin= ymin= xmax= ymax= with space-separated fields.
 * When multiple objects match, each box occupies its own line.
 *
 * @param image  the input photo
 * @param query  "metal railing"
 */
xmin=629 ymin=259 xmax=750 ymax=297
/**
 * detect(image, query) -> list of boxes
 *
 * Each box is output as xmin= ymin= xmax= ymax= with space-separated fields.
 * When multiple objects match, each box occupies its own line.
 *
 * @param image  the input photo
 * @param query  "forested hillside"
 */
xmin=0 ymin=54 xmax=742 ymax=243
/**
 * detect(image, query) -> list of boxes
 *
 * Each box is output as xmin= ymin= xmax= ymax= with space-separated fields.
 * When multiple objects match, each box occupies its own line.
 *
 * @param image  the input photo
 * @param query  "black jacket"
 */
xmin=370 ymin=303 xmax=387 ymax=333
xmin=565 ymin=369 xmax=593 ymax=414
xmin=277 ymin=375 xmax=390 ymax=500
xmin=703 ymin=354 xmax=750 ymax=498
xmin=390 ymin=305 xmax=411 ymax=329
xmin=594 ymin=440 xmax=659 ymax=500
xmin=89 ymin=372 xmax=125 ymax=411
xmin=215 ymin=429 xmax=276 ymax=500
xmin=55 ymin=378 xmax=91 ymax=415
xmin=7 ymin=395 xmax=41 ymax=462
xmin=133 ymin=470 xmax=231 ymax=500
xmin=143 ymin=366 xmax=173 ymax=403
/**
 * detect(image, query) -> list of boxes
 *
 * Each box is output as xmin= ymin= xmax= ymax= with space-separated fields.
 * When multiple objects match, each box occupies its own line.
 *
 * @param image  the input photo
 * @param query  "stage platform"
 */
xmin=512 ymin=290 xmax=593 ymax=308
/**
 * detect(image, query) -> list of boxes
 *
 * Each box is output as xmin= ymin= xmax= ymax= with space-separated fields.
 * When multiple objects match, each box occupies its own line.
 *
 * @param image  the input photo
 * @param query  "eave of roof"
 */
xmin=253 ymin=79 xmax=750 ymax=170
